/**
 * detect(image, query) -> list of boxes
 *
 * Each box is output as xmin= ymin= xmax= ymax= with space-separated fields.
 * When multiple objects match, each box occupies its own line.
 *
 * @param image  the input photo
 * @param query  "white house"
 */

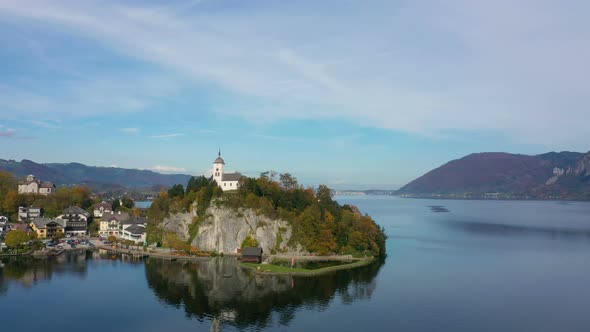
xmin=18 ymin=174 xmax=55 ymax=195
xmin=0 ymin=216 xmax=10 ymax=233
xmin=18 ymin=206 xmax=43 ymax=221
xmin=99 ymin=211 xmax=129 ymax=237
xmin=212 ymin=151 xmax=242 ymax=191
xmin=93 ymin=201 xmax=112 ymax=218
xmin=120 ymin=217 xmax=147 ymax=244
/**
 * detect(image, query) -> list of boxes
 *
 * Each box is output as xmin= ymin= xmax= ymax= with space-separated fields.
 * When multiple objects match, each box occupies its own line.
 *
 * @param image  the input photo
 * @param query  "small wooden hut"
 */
xmin=241 ymin=247 xmax=263 ymax=263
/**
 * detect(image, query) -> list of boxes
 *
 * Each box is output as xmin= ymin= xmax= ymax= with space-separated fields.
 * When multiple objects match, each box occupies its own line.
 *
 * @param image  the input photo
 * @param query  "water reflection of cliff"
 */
xmin=0 ymin=251 xmax=98 ymax=291
xmin=145 ymin=257 xmax=384 ymax=330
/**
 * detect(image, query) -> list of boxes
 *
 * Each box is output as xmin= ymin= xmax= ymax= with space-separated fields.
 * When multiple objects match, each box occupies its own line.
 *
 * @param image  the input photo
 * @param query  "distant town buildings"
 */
xmin=212 ymin=151 xmax=242 ymax=191
xmin=18 ymin=206 xmax=43 ymax=222
xmin=93 ymin=201 xmax=112 ymax=218
xmin=18 ymin=174 xmax=55 ymax=195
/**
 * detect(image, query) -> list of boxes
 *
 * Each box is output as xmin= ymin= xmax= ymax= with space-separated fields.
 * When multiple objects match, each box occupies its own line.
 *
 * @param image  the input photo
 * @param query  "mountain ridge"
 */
xmin=0 ymin=158 xmax=192 ymax=189
xmin=397 ymin=151 xmax=590 ymax=200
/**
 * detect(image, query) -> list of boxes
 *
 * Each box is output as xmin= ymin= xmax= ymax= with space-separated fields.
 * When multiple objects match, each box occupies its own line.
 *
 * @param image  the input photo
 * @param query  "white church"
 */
xmin=212 ymin=151 xmax=242 ymax=191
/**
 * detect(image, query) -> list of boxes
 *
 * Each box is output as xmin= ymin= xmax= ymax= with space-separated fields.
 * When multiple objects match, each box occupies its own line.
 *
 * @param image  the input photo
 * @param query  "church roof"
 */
xmin=222 ymin=173 xmax=242 ymax=181
xmin=214 ymin=156 xmax=225 ymax=164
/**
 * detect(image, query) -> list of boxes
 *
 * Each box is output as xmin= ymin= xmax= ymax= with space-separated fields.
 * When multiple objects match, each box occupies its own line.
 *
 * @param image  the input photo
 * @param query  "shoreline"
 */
xmin=395 ymin=195 xmax=590 ymax=202
xmin=240 ymin=257 xmax=375 ymax=276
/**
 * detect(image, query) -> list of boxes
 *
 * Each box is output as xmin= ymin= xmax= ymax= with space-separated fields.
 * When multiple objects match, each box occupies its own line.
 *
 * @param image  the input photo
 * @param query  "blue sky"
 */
xmin=1 ymin=0 xmax=589 ymax=189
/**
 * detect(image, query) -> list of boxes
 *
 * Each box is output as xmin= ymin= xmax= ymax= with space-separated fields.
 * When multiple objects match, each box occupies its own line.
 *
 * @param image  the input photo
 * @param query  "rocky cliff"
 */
xmin=162 ymin=204 xmax=297 ymax=255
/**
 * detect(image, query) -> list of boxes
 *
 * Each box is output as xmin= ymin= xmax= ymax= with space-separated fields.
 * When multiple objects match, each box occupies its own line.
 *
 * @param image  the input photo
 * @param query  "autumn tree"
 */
xmin=279 ymin=173 xmax=299 ymax=190
xmin=5 ymin=230 xmax=29 ymax=248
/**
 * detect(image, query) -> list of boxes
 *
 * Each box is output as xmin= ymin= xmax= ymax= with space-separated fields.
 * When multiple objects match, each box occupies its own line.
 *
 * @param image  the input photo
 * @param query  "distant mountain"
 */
xmin=0 ymin=159 xmax=192 ymax=190
xmin=397 ymin=151 xmax=590 ymax=200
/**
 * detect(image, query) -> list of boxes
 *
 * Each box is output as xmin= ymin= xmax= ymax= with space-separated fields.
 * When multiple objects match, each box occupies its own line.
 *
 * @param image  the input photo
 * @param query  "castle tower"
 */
xmin=212 ymin=149 xmax=225 ymax=185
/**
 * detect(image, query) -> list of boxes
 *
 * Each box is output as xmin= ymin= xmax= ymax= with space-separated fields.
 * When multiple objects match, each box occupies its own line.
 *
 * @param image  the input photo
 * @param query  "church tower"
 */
xmin=212 ymin=149 xmax=225 ymax=185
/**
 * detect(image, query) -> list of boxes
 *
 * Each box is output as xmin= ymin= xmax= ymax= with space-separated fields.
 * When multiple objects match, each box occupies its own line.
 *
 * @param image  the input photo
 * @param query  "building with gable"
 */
xmin=212 ymin=151 xmax=242 ymax=191
xmin=93 ymin=201 xmax=112 ymax=218
xmin=18 ymin=174 xmax=55 ymax=195
xmin=99 ymin=211 xmax=130 ymax=237
xmin=57 ymin=206 xmax=91 ymax=236
xmin=30 ymin=218 xmax=65 ymax=239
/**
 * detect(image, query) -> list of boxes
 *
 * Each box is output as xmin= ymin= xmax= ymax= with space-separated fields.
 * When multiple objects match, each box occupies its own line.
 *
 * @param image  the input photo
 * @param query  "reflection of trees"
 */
xmin=0 ymin=251 xmax=92 ymax=292
xmin=145 ymin=257 xmax=384 ymax=329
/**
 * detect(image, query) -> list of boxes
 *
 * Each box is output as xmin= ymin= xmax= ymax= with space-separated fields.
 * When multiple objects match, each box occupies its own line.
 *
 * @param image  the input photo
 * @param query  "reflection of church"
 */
xmin=212 ymin=151 xmax=242 ymax=191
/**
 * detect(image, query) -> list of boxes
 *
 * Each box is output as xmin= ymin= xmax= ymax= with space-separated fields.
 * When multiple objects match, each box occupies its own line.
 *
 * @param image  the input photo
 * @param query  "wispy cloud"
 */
xmin=0 ymin=129 xmax=15 ymax=138
xmin=29 ymin=120 xmax=61 ymax=129
xmin=150 ymin=165 xmax=187 ymax=173
xmin=149 ymin=133 xmax=184 ymax=139
xmin=0 ymin=1 xmax=589 ymax=149
xmin=120 ymin=127 xmax=140 ymax=134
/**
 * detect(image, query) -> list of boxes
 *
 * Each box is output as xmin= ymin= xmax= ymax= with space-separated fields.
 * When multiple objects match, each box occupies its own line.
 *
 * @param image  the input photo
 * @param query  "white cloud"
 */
xmin=150 ymin=165 xmax=187 ymax=173
xmin=149 ymin=133 xmax=184 ymax=139
xmin=0 ymin=0 xmax=589 ymax=149
xmin=120 ymin=127 xmax=140 ymax=133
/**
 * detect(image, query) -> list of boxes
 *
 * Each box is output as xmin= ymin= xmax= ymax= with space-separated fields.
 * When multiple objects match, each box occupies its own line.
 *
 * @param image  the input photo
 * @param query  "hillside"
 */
xmin=0 ymin=159 xmax=192 ymax=189
xmin=397 ymin=151 xmax=590 ymax=200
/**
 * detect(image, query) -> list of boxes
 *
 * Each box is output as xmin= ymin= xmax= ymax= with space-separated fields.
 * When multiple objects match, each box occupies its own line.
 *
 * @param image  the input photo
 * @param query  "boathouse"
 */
xmin=241 ymin=247 xmax=263 ymax=263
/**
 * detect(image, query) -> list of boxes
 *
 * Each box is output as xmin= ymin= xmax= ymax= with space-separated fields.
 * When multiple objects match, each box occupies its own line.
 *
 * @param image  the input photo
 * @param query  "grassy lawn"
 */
xmin=242 ymin=262 xmax=312 ymax=273
xmin=241 ymin=258 xmax=372 ymax=276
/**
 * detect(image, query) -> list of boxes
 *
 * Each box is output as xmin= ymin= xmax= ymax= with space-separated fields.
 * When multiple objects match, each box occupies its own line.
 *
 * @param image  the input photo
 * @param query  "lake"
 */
xmin=2 ymin=196 xmax=590 ymax=331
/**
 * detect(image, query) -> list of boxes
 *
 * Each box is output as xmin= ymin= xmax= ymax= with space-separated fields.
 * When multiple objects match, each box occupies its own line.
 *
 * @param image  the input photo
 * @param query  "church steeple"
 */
xmin=213 ymin=150 xmax=225 ymax=184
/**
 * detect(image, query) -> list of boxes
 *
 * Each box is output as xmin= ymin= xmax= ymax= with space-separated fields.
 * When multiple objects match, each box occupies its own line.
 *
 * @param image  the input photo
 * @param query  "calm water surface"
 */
xmin=2 ymin=197 xmax=590 ymax=331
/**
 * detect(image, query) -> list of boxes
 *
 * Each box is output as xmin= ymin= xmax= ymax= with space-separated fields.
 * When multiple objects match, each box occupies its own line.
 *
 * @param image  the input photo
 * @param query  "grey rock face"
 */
xmin=191 ymin=205 xmax=293 ymax=254
xmin=162 ymin=209 xmax=195 ymax=242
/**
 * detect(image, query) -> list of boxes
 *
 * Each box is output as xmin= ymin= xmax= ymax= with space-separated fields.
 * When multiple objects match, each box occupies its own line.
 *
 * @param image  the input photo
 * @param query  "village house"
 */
xmin=30 ymin=218 xmax=65 ymax=239
xmin=18 ymin=174 xmax=55 ymax=195
xmin=99 ymin=211 xmax=130 ymax=237
xmin=8 ymin=223 xmax=34 ymax=237
xmin=120 ymin=216 xmax=147 ymax=244
xmin=57 ymin=206 xmax=91 ymax=236
xmin=212 ymin=151 xmax=242 ymax=191
xmin=93 ymin=201 xmax=112 ymax=218
xmin=18 ymin=206 xmax=43 ymax=222
xmin=0 ymin=216 xmax=10 ymax=233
